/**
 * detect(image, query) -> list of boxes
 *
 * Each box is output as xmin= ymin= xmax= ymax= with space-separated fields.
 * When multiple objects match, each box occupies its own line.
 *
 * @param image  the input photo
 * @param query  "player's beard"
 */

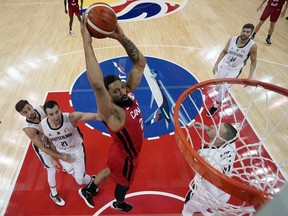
xmin=29 ymin=112 xmax=37 ymax=119
xmin=241 ymin=34 xmax=249 ymax=40
xmin=115 ymin=96 xmax=133 ymax=107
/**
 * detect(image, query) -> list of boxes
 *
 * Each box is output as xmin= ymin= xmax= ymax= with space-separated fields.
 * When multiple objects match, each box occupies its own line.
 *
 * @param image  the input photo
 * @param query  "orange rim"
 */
xmin=173 ymin=78 xmax=288 ymax=209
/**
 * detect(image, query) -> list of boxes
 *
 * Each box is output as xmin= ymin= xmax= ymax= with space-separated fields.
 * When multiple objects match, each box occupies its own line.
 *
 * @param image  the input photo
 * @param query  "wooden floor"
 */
xmin=0 ymin=0 xmax=287 ymax=215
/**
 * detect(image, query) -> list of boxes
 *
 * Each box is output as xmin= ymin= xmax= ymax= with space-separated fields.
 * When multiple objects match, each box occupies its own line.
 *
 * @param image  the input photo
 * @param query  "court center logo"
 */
xmin=71 ymin=57 xmax=202 ymax=139
xmin=83 ymin=0 xmax=188 ymax=21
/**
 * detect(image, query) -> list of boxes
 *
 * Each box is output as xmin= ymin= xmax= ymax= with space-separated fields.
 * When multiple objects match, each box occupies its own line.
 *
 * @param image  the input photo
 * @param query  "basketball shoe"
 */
xmin=69 ymin=30 xmax=75 ymax=37
xmin=111 ymin=201 xmax=133 ymax=212
xmin=206 ymin=106 xmax=218 ymax=117
xmin=90 ymin=175 xmax=99 ymax=196
xmin=266 ymin=38 xmax=271 ymax=45
xmin=49 ymin=193 xmax=65 ymax=206
xmin=78 ymin=188 xmax=95 ymax=208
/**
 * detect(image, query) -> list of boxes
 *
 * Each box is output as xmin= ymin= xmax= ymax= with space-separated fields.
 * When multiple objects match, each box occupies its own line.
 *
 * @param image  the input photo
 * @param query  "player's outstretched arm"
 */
xmin=110 ymin=23 xmax=146 ymax=92
xmin=80 ymin=15 xmax=115 ymax=122
xmin=69 ymin=112 xmax=101 ymax=127
xmin=24 ymin=127 xmax=74 ymax=163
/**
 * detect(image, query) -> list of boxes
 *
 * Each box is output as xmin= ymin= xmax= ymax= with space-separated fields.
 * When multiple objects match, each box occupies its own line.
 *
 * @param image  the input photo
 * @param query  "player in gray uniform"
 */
xmin=40 ymin=100 xmax=101 ymax=188
xmin=207 ymin=23 xmax=257 ymax=117
xmin=15 ymin=100 xmax=69 ymax=206
xmin=182 ymin=122 xmax=237 ymax=215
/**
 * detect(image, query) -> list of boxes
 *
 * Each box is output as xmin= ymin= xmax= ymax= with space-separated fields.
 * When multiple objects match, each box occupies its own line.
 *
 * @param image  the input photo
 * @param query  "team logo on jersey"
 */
xmin=128 ymin=92 xmax=135 ymax=101
xmin=64 ymin=128 xmax=70 ymax=132
xmin=83 ymin=0 xmax=188 ymax=21
xmin=71 ymin=57 xmax=202 ymax=139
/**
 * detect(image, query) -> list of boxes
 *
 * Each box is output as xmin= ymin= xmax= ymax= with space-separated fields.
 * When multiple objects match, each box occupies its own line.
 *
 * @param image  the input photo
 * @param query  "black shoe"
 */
xmin=78 ymin=188 xmax=95 ymax=208
xmin=89 ymin=175 xmax=99 ymax=196
xmin=111 ymin=201 xmax=133 ymax=212
xmin=266 ymin=38 xmax=271 ymax=45
xmin=206 ymin=106 xmax=218 ymax=117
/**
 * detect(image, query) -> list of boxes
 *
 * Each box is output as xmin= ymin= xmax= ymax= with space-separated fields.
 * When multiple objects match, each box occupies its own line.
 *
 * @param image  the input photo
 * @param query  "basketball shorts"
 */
xmin=32 ymin=144 xmax=53 ymax=168
xmin=182 ymin=178 xmax=230 ymax=215
xmin=216 ymin=64 xmax=242 ymax=79
xmin=68 ymin=5 xmax=80 ymax=17
xmin=260 ymin=6 xmax=282 ymax=22
xmin=58 ymin=144 xmax=86 ymax=179
xmin=107 ymin=143 xmax=139 ymax=187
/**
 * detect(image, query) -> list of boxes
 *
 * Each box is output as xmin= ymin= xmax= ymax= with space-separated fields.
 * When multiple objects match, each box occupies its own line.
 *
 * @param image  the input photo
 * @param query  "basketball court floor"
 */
xmin=0 ymin=0 xmax=287 ymax=215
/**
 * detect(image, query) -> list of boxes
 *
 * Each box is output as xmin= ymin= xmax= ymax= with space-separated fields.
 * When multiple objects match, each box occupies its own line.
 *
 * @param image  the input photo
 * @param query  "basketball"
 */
xmin=86 ymin=3 xmax=117 ymax=39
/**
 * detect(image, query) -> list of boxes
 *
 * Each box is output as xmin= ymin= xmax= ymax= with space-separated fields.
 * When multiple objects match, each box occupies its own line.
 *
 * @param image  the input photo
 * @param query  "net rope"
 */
xmin=176 ymin=80 xmax=288 ymax=215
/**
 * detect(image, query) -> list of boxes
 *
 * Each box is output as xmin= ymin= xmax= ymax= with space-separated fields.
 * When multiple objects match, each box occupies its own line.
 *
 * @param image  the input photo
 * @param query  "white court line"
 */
xmin=93 ymin=190 xmax=185 ymax=216
xmin=1 ymin=45 xmax=287 ymax=76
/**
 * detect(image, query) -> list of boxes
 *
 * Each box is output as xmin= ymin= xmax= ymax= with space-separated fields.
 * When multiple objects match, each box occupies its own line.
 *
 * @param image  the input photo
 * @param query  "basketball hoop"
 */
xmin=174 ymin=78 xmax=288 ymax=214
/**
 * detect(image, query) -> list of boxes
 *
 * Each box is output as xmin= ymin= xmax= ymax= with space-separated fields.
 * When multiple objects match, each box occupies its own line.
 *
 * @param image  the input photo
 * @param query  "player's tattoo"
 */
xmin=121 ymin=37 xmax=140 ymax=64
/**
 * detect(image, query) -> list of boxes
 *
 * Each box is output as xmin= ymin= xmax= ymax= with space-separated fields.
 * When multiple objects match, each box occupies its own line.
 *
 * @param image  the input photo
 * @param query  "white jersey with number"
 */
xmin=182 ymin=143 xmax=237 ymax=215
xmin=221 ymin=36 xmax=255 ymax=71
xmin=23 ymin=106 xmax=53 ymax=168
xmin=40 ymin=113 xmax=83 ymax=155
xmin=199 ymin=142 xmax=236 ymax=176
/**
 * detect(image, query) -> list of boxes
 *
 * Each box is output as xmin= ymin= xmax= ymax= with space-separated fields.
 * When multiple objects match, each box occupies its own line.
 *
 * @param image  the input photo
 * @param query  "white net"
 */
xmin=175 ymin=78 xmax=288 ymax=215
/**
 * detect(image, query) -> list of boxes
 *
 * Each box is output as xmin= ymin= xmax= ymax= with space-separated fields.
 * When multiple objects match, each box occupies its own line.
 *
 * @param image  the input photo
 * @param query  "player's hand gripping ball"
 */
xmin=86 ymin=2 xmax=117 ymax=39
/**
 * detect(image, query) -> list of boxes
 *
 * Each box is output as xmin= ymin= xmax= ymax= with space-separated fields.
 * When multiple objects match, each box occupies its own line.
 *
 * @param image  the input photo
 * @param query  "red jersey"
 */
xmin=105 ymin=93 xmax=144 ymax=186
xmin=268 ymin=0 xmax=286 ymax=8
xmin=68 ymin=0 xmax=79 ymax=7
xmin=106 ymin=93 xmax=143 ymax=158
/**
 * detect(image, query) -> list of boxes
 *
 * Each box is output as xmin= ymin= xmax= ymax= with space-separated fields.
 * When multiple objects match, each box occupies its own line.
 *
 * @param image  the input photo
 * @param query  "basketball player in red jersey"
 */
xmin=251 ymin=0 xmax=288 ymax=45
xmin=64 ymin=0 xmax=83 ymax=37
xmin=78 ymin=16 xmax=146 ymax=212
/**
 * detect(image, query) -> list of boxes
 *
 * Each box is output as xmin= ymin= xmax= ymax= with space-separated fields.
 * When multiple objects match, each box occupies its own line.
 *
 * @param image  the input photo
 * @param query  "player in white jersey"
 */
xmin=182 ymin=122 xmax=237 ymax=215
xmin=15 ymin=100 xmax=70 ymax=206
xmin=40 ymin=100 xmax=101 ymax=188
xmin=207 ymin=23 xmax=257 ymax=117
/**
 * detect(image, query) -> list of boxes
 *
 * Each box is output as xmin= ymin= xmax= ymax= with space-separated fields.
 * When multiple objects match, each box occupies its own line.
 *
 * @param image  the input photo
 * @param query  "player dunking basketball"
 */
xmin=64 ymin=0 xmax=83 ymax=37
xmin=182 ymin=122 xmax=237 ymax=215
xmin=78 ymin=15 xmax=146 ymax=212
xmin=207 ymin=23 xmax=257 ymax=117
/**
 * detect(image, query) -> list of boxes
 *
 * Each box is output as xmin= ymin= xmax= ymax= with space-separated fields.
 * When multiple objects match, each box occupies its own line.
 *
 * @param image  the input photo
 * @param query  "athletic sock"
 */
xmin=115 ymin=184 xmax=129 ymax=202
xmin=50 ymin=186 xmax=58 ymax=197
xmin=86 ymin=179 xmax=98 ymax=194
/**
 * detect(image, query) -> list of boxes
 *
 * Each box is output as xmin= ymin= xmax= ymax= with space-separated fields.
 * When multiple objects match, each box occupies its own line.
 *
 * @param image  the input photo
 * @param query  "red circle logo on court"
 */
xmin=83 ymin=0 xmax=188 ymax=21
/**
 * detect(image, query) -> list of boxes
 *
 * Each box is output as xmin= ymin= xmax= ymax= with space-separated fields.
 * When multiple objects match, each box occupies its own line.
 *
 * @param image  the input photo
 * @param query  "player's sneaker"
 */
xmin=78 ymin=188 xmax=95 ymax=208
xmin=265 ymin=38 xmax=271 ymax=45
xmin=49 ymin=193 xmax=65 ymax=206
xmin=206 ymin=106 xmax=218 ymax=117
xmin=90 ymin=175 xmax=99 ymax=196
xmin=111 ymin=201 xmax=133 ymax=212
xmin=69 ymin=30 xmax=75 ymax=37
